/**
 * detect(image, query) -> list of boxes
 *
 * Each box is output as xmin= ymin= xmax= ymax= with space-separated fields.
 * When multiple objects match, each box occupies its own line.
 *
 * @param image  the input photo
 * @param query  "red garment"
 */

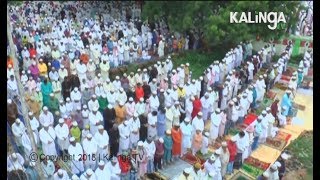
xmin=135 ymin=87 xmax=144 ymax=102
xmin=270 ymin=102 xmax=278 ymax=118
xmin=29 ymin=48 xmax=37 ymax=58
xmin=118 ymin=155 xmax=131 ymax=174
xmin=171 ymin=128 xmax=182 ymax=156
xmin=191 ymin=98 xmax=202 ymax=119
xmin=227 ymin=140 xmax=237 ymax=162
xmin=173 ymin=39 xmax=178 ymax=50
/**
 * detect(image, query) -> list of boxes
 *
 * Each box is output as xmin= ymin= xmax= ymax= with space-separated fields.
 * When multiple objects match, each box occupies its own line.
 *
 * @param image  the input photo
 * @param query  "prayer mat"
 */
xmin=196 ymin=150 xmax=214 ymax=160
xmin=230 ymin=169 xmax=255 ymax=180
xmin=274 ymin=83 xmax=288 ymax=90
xmin=229 ymin=128 xmax=240 ymax=136
xmin=145 ymin=172 xmax=167 ymax=180
xmin=250 ymin=145 xmax=282 ymax=164
xmin=181 ymin=152 xmax=202 ymax=165
xmin=280 ymin=75 xmax=291 ymax=82
xmin=244 ymin=156 xmax=270 ymax=170
xmin=293 ymin=103 xmax=306 ymax=111
xmin=282 ymin=70 xmax=293 ymax=77
xmin=241 ymin=163 xmax=265 ymax=179
xmin=266 ymin=90 xmax=277 ymax=100
xmin=244 ymin=114 xmax=258 ymax=126
xmin=275 ymin=131 xmax=292 ymax=142
xmin=264 ymin=137 xmax=287 ymax=151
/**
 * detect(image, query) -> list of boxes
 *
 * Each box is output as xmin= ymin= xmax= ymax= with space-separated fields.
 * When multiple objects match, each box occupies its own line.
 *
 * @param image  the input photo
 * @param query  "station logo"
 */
xmin=230 ymin=12 xmax=287 ymax=30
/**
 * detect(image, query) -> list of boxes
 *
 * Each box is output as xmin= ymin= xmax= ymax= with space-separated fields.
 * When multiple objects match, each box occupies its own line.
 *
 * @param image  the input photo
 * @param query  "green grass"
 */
xmin=171 ymin=50 xmax=225 ymax=78
xmin=286 ymin=131 xmax=313 ymax=179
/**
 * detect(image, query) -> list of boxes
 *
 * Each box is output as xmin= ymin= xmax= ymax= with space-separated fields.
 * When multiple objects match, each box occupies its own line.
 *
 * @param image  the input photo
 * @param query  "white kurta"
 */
xmin=68 ymin=143 xmax=84 ymax=174
xmin=89 ymin=112 xmax=103 ymax=135
xmin=192 ymin=117 xmax=204 ymax=134
xmin=95 ymin=166 xmax=111 ymax=180
xmin=94 ymin=131 xmax=109 ymax=162
xmin=39 ymin=127 xmax=57 ymax=156
xmin=12 ymin=123 xmax=26 ymax=146
xmin=118 ymin=123 xmax=130 ymax=153
xmin=82 ymin=138 xmax=98 ymax=169
xmin=106 ymin=161 xmax=121 ymax=180
xmin=54 ymin=124 xmax=69 ymax=150
xmin=180 ymin=122 xmax=193 ymax=151
xmin=210 ymin=113 xmax=221 ymax=140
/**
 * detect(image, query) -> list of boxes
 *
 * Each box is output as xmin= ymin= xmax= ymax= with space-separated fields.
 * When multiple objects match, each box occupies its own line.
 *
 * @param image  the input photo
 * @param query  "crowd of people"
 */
xmin=7 ymin=1 xmax=313 ymax=180
xmin=295 ymin=2 xmax=313 ymax=37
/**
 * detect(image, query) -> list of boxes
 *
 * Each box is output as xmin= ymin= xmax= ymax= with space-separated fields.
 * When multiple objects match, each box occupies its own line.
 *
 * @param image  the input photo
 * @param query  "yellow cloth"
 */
xmin=177 ymin=88 xmax=186 ymax=98
xmin=38 ymin=63 xmax=48 ymax=76
xmin=250 ymin=144 xmax=282 ymax=164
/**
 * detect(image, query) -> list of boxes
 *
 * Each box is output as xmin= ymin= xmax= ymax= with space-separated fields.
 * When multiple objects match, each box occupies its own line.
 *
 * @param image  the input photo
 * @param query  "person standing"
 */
xmin=144 ymin=136 xmax=156 ymax=173
xmin=163 ymin=130 xmax=173 ymax=166
xmin=39 ymin=122 xmax=57 ymax=156
xmin=68 ymin=137 xmax=84 ymax=176
xmin=281 ymin=90 xmax=292 ymax=116
xmin=154 ymin=137 xmax=164 ymax=171
xmin=191 ymin=129 xmax=203 ymax=155
xmin=210 ymin=108 xmax=221 ymax=145
xmin=180 ymin=117 xmax=192 ymax=156
xmin=226 ymin=136 xmax=237 ymax=175
xmin=171 ymin=122 xmax=182 ymax=160
xmin=137 ymin=141 xmax=148 ymax=179
xmin=220 ymin=141 xmax=230 ymax=178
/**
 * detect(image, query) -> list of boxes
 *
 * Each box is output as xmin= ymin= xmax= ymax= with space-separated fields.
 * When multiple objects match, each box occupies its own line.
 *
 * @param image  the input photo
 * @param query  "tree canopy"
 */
xmin=142 ymin=1 xmax=306 ymax=47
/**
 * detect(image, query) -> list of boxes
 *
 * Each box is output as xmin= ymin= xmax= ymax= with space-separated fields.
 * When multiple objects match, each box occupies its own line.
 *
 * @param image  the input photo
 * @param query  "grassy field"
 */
xmin=286 ymin=130 xmax=313 ymax=179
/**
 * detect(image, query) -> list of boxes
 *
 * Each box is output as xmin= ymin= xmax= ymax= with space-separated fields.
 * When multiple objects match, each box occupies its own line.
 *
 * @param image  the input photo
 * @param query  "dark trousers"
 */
xmin=154 ymin=156 xmax=163 ymax=171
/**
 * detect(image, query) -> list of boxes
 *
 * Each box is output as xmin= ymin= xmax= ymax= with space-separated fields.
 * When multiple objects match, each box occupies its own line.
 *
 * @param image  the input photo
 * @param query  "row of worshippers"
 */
xmin=7 ymin=40 xmax=293 ymax=178
xmin=296 ymin=5 xmax=313 ymax=36
xmin=8 ymin=0 xmax=196 ymax=75
xmin=7 ymin=40 xmax=254 ymax=179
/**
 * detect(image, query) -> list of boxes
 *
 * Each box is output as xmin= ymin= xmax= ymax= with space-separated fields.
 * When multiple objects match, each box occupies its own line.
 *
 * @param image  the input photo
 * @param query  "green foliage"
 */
xmin=142 ymin=1 xmax=305 ymax=47
xmin=287 ymin=131 xmax=313 ymax=178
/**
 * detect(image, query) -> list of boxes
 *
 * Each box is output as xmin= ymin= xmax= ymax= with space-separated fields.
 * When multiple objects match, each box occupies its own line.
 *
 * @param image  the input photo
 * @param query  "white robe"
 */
xmin=210 ymin=113 xmax=221 ymax=140
xmin=68 ymin=143 xmax=85 ymax=174
xmin=192 ymin=117 xmax=204 ymax=134
xmin=12 ymin=123 xmax=26 ymax=146
xmin=82 ymin=138 xmax=98 ymax=169
xmin=118 ymin=123 xmax=130 ymax=153
xmin=95 ymin=166 xmax=111 ymax=180
xmin=94 ymin=131 xmax=109 ymax=162
xmin=180 ymin=122 xmax=193 ymax=150
xmin=89 ymin=112 xmax=103 ymax=135
xmin=39 ymin=127 xmax=57 ymax=156
xmin=54 ymin=124 xmax=69 ymax=150
xmin=106 ymin=161 xmax=121 ymax=180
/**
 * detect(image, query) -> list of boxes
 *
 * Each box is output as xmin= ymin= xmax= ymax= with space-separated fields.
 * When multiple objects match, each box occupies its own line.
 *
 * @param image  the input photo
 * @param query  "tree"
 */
xmin=142 ymin=1 xmax=305 ymax=47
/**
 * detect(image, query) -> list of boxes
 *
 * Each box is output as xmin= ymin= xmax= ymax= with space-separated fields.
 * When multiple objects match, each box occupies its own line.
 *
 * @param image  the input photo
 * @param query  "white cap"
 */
xmin=152 ymin=90 xmax=157 ymax=95
xmin=166 ymin=129 xmax=171 ymax=134
xmin=221 ymin=141 xmax=227 ymax=147
xmin=215 ymin=148 xmax=222 ymax=155
xmin=7 ymin=99 xmax=12 ymax=104
xmin=98 ymin=161 xmax=105 ymax=166
xmin=66 ymin=97 xmax=71 ymax=101
xmin=262 ymin=110 xmax=267 ymax=115
xmin=271 ymin=164 xmax=278 ymax=170
xmin=139 ymin=97 xmax=144 ymax=102
xmin=50 ymin=93 xmax=54 ymax=97
xmin=204 ymin=132 xmax=209 ymax=137
xmin=129 ymin=97 xmax=134 ymax=101
xmin=184 ymin=167 xmax=191 ymax=174
xmin=215 ymin=108 xmax=221 ymax=113
xmin=281 ymin=153 xmax=289 ymax=160
xmin=266 ymin=107 xmax=271 ymax=111
xmin=72 ymin=121 xmax=78 ymax=126
xmin=43 ymin=106 xmax=48 ymax=111
xmin=210 ymin=154 xmax=216 ymax=161
xmin=15 ymin=118 xmax=21 ymax=123
xmin=28 ymin=112 xmax=33 ymax=116
xmin=159 ymin=137 xmax=164 ymax=143
xmin=69 ymin=137 xmax=75 ymax=142
xmin=275 ymin=161 xmax=281 ymax=168
xmin=262 ymin=171 xmax=270 ymax=177
xmin=58 ymin=118 xmax=64 ymax=123
xmin=86 ymin=168 xmax=93 ymax=175
xmin=58 ymin=169 xmax=63 ymax=175
xmin=138 ymin=141 xmax=144 ymax=146
xmin=184 ymin=118 xmax=191 ymax=122
xmin=29 ymin=162 xmax=36 ymax=167
xmin=92 ymin=106 xmax=99 ymax=111
xmin=98 ymin=125 xmax=104 ymax=130
xmin=286 ymin=90 xmax=291 ymax=94
xmin=86 ymin=133 xmax=92 ymax=138
xmin=198 ymin=112 xmax=203 ymax=116
xmin=231 ymin=136 xmax=238 ymax=142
